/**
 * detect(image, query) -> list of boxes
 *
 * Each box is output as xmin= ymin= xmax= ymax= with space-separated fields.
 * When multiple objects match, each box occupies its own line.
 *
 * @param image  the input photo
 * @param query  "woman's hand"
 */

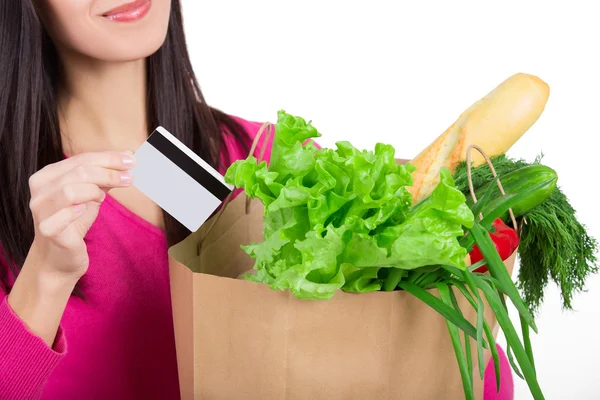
xmin=7 ymin=151 xmax=135 ymax=346
xmin=27 ymin=151 xmax=135 ymax=278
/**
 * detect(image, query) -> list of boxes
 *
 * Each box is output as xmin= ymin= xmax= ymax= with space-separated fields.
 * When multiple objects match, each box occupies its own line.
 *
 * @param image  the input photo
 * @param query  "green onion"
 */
xmin=449 ymin=278 xmax=486 ymax=379
xmin=469 ymin=223 xmax=538 ymax=333
xmin=382 ymin=268 xmax=406 ymax=292
xmin=467 ymin=260 xmax=487 ymax=272
xmin=521 ymin=314 xmax=536 ymax=375
xmin=483 ymin=319 xmax=502 ymax=392
xmin=398 ymin=281 xmax=478 ymax=340
xmin=438 ymin=284 xmax=474 ymax=400
xmin=448 ymin=287 xmax=474 ymax=389
xmin=473 ymin=275 xmax=544 ymax=399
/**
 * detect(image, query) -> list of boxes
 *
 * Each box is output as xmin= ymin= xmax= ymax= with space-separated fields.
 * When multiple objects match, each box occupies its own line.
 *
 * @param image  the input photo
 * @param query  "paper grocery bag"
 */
xmin=168 ymin=189 xmax=515 ymax=400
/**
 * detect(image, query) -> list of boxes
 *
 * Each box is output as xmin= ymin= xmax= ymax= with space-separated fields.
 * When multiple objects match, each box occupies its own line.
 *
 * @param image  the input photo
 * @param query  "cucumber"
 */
xmin=467 ymin=165 xmax=558 ymax=220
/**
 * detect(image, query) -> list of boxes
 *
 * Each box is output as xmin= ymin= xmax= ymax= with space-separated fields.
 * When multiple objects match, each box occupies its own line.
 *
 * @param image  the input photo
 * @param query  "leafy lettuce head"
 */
xmin=224 ymin=111 xmax=474 ymax=300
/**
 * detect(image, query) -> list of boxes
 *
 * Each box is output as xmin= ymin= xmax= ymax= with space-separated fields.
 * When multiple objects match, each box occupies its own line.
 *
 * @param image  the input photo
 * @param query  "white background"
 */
xmin=181 ymin=1 xmax=600 ymax=398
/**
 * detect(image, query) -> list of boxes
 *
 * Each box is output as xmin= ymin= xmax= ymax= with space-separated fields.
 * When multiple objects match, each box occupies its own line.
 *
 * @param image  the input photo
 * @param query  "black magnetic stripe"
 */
xmin=146 ymin=130 xmax=231 ymax=201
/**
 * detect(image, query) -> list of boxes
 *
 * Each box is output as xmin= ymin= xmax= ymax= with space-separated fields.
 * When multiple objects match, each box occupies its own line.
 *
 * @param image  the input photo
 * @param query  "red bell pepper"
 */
xmin=470 ymin=218 xmax=519 ymax=273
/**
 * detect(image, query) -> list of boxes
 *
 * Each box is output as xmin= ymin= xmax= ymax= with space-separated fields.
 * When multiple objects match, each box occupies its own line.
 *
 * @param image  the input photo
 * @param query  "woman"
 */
xmin=0 ymin=1 xmax=514 ymax=398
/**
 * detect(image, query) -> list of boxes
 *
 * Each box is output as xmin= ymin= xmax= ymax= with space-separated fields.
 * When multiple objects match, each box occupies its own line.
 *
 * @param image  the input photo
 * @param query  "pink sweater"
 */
xmin=0 ymin=117 xmax=513 ymax=399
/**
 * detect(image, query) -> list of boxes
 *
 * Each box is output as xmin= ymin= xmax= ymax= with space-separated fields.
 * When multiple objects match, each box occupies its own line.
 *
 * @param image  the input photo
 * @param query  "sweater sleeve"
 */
xmin=0 ymin=266 xmax=67 ymax=399
xmin=483 ymin=344 xmax=514 ymax=400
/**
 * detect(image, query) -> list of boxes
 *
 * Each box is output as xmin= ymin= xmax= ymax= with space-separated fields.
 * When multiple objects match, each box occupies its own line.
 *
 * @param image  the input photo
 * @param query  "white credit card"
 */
xmin=131 ymin=126 xmax=233 ymax=232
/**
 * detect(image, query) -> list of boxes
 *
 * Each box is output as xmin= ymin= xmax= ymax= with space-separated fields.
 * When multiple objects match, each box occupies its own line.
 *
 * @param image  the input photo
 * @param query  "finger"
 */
xmin=38 ymin=204 xmax=87 ymax=239
xmin=30 ymin=183 xmax=106 ymax=221
xmin=59 ymin=164 xmax=134 ymax=190
xmin=29 ymin=151 xmax=135 ymax=194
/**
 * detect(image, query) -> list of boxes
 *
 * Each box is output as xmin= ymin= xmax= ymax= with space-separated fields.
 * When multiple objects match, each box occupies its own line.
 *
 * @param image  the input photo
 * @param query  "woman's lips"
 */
xmin=102 ymin=0 xmax=151 ymax=22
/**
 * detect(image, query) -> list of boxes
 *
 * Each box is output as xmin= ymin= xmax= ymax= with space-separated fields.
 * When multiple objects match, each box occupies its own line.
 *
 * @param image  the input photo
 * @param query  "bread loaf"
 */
xmin=408 ymin=73 xmax=550 ymax=203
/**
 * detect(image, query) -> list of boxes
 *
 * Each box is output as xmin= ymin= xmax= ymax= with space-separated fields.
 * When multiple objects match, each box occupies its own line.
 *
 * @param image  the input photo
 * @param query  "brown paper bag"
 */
xmin=168 ymin=125 xmax=516 ymax=399
xmin=169 ymin=191 xmax=514 ymax=400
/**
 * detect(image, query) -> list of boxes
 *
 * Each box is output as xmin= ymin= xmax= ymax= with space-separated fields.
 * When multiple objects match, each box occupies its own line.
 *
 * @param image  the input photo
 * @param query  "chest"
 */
xmin=82 ymin=192 xmax=170 ymax=300
xmin=107 ymin=186 xmax=165 ymax=230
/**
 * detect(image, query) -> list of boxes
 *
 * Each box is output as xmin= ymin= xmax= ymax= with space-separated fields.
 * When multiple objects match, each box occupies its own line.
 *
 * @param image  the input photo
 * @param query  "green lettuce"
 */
xmin=224 ymin=110 xmax=474 ymax=300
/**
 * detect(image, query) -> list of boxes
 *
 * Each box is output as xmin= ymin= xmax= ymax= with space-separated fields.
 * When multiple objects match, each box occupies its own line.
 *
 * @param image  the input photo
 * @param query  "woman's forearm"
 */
xmin=7 ymin=256 xmax=77 ymax=347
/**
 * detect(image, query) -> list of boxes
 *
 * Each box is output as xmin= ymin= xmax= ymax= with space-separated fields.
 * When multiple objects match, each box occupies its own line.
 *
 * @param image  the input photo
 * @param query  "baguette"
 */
xmin=408 ymin=73 xmax=550 ymax=203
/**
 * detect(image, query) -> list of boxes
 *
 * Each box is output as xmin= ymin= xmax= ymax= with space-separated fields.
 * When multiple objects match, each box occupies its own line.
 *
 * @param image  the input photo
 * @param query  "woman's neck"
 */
xmin=58 ymin=53 xmax=149 ymax=156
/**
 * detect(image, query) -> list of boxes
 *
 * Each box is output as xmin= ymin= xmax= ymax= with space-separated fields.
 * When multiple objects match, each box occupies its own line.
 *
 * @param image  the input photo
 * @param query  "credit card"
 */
xmin=131 ymin=126 xmax=232 ymax=232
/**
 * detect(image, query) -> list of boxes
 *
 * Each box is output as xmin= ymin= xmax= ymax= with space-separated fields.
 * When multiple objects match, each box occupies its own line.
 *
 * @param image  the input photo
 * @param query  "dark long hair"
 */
xmin=0 ymin=0 xmax=251 ymax=291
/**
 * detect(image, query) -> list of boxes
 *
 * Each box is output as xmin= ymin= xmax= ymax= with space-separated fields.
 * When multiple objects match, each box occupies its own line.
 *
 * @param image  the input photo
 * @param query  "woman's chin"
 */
xmin=80 ymin=34 xmax=169 ymax=63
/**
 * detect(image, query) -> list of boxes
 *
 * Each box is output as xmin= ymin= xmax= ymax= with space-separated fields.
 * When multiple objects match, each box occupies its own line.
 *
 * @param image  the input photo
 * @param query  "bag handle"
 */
xmin=465 ymin=144 xmax=518 ymax=232
xmin=198 ymin=121 xmax=275 ymax=249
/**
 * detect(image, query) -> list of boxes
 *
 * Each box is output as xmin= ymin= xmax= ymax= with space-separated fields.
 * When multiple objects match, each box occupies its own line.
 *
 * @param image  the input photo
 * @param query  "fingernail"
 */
xmin=120 ymin=172 xmax=133 ymax=185
xmin=122 ymin=154 xmax=135 ymax=166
